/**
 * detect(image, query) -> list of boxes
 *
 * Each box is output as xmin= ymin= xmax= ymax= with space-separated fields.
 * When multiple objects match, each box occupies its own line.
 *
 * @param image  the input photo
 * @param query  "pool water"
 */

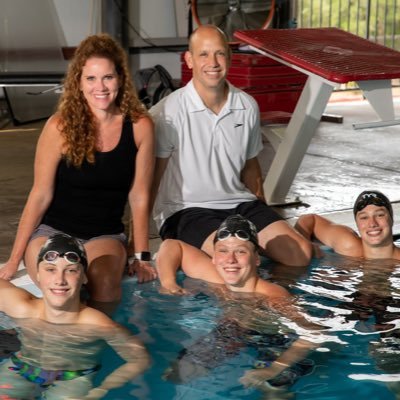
xmin=2 ymin=251 xmax=400 ymax=399
xmin=104 ymin=251 xmax=400 ymax=399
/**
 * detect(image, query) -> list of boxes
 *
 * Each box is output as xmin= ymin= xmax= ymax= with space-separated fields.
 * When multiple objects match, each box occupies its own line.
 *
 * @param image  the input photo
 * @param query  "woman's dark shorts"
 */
xmin=30 ymin=224 xmax=127 ymax=247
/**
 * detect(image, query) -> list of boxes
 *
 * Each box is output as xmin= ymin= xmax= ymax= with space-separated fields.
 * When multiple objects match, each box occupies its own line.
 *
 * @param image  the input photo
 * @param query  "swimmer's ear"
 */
xmin=82 ymin=273 xmax=88 ymax=285
xmin=255 ymin=251 xmax=261 ymax=267
xmin=36 ymin=264 xmax=41 ymax=283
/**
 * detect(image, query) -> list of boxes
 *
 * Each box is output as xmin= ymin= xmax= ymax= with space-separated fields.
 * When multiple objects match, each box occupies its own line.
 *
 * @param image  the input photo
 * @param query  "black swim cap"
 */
xmin=37 ymin=233 xmax=88 ymax=271
xmin=214 ymin=214 xmax=259 ymax=249
xmin=353 ymin=190 xmax=393 ymax=220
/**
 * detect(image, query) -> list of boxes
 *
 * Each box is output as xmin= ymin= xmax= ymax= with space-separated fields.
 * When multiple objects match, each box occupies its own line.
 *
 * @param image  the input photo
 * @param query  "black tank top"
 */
xmin=42 ymin=119 xmax=136 ymax=239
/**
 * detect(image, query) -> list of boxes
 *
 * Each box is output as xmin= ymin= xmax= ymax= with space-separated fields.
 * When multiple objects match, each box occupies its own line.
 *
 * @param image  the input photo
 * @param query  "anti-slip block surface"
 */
xmin=234 ymin=28 xmax=400 ymax=83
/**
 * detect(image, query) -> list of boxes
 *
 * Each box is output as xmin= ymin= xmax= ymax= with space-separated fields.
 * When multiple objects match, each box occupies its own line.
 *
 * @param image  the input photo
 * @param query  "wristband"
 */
xmin=134 ymin=251 xmax=151 ymax=261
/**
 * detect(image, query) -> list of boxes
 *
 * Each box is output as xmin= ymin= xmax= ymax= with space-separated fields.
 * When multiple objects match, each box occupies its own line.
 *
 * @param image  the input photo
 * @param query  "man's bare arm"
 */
xmin=240 ymin=157 xmax=265 ymax=202
xmin=150 ymin=157 xmax=169 ymax=210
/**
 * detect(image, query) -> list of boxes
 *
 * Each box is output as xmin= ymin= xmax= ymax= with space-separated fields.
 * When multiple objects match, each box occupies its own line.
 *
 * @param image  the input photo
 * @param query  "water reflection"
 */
xmin=287 ymin=254 xmax=400 ymax=334
xmin=117 ymin=256 xmax=400 ymax=399
xmin=272 ymin=253 xmax=400 ymax=398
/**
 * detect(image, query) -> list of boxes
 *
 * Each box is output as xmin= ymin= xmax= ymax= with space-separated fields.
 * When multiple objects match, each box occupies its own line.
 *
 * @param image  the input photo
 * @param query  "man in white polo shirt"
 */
xmin=151 ymin=24 xmax=312 ymax=267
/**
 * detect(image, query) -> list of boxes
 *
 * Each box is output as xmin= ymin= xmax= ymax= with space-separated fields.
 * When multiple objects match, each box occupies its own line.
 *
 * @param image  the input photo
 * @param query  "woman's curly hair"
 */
xmin=57 ymin=33 xmax=148 ymax=167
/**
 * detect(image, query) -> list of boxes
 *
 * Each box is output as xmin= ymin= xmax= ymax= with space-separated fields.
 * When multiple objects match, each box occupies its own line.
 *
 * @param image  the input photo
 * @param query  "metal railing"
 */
xmin=296 ymin=0 xmax=400 ymax=50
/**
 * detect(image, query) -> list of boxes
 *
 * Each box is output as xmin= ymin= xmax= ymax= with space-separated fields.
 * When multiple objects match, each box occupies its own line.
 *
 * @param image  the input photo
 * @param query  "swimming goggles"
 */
xmin=215 ymin=228 xmax=252 ymax=242
xmin=354 ymin=192 xmax=390 ymax=214
xmin=42 ymin=250 xmax=81 ymax=264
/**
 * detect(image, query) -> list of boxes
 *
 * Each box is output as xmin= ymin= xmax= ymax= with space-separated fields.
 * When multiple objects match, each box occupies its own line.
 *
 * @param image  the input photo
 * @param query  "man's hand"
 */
xmin=127 ymin=260 xmax=157 ymax=283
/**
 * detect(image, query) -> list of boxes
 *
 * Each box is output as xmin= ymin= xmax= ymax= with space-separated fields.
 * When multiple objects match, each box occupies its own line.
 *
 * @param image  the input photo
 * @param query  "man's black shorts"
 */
xmin=159 ymin=200 xmax=283 ymax=249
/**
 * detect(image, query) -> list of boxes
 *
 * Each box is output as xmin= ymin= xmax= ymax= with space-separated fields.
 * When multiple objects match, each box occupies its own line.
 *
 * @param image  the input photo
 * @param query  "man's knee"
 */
xmin=259 ymin=222 xmax=312 ymax=266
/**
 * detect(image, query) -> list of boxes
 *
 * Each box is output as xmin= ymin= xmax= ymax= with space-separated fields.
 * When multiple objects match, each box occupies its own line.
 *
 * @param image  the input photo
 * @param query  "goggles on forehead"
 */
xmin=215 ymin=228 xmax=252 ymax=242
xmin=42 ymin=250 xmax=81 ymax=265
xmin=354 ymin=192 xmax=390 ymax=214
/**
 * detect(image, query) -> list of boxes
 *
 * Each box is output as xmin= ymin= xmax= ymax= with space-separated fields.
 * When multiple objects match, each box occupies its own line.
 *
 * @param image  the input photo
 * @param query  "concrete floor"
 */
xmin=264 ymin=93 xmax=400 ymax=234
xmin=0 ymin=93 xmax=400 ymax=263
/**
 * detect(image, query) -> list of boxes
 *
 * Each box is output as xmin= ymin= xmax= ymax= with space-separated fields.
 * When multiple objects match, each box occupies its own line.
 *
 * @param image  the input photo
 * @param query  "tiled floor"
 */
xmin=1 ymin=93 xmax=400 ymax=263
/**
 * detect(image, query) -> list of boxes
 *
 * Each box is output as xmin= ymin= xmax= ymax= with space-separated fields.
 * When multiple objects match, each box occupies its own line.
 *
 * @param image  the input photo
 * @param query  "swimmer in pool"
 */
xmin=295 ymin=190 xmax=400 ymax=260
xmin=295 ymin=190 xmax=400 ymax=345
xmin=156 ymin=214 xmax=289 ymax=297
xmin=0 ymin=233 xmax=150 ymax=399
xmin=156 ymin=215 xmax=321 ymax=393
xmin=295 ymin=191 xmax=400 ymax=398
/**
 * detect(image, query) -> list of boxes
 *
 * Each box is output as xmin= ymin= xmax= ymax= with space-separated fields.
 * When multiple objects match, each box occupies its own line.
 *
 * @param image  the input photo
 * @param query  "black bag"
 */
xmin=135 ymin=64 xmax=175 ymax=109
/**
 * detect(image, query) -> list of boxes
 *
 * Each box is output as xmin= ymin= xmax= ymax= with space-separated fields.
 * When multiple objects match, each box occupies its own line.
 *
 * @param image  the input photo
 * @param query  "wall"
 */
xmin=0 ymin=0 xmax=189 ymax=106
xmin=52 ymin=0 xmax=101 ymax=46
xmin=127 ymin=0 xmax=189 ymax=79
xmin=52 ymin=0 xmax=188 ymax=80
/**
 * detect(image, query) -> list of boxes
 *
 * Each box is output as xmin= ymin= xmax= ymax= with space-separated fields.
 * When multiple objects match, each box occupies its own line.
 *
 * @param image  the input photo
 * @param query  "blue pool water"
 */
xmin=103 ymin=251 xmax=400 ymax=399
xmin=2 ymin=251 xmax=400 ymax=399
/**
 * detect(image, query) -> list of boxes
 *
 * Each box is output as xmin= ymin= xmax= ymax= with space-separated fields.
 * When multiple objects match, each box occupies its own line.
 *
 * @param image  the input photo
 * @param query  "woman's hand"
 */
xmin=127 ymin=259 xmax=157 ymax=283
xmin=0 ymin=261 xmax=19 ymax=280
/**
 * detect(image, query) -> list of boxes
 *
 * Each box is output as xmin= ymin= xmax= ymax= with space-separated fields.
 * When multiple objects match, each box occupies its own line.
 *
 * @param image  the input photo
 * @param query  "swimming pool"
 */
xmin=2 ymin=251 xmax=400 ymax=399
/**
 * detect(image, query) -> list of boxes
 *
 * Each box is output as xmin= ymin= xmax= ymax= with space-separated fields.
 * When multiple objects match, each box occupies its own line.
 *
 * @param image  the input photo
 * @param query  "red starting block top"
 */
xmin=234 ymin=28 xmax=400 ymax=83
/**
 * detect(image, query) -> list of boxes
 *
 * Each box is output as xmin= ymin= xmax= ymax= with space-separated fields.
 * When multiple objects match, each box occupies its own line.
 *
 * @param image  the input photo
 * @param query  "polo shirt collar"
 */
xmin=186 ymin=79 xmax=246 ymax=113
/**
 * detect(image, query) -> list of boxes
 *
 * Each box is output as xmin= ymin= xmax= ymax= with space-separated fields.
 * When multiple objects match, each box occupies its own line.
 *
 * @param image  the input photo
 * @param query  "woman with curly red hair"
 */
xmin=0 ymin=33 xmax=156 ymax=308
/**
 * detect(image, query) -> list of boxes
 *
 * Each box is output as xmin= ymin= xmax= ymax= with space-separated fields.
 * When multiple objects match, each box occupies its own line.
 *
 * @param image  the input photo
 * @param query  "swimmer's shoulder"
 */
xmin=77 ymin=305 xmax=117 ymax=327
xmin=0 ymin=281 xmax=42 ymax=319
xmin=392 ymin=245 xmax=400 ymax=261
xmin=255 ymin=278 xmax=291 ymax=300
xmin=334 ymin=234 xmax=363 ymax=257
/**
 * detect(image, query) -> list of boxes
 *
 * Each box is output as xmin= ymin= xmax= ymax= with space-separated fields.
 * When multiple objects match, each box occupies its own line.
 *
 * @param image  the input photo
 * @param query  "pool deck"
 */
xmin=1 ymin=91 xmax=400 ymax=293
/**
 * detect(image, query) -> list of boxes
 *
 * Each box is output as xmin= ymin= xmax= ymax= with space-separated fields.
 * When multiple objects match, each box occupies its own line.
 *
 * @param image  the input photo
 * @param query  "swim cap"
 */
xmin=37 ymin=233 xmax=88 ymax=271
xmin=214 ymin=214 xmax=259 ymax=249
xmin=353 ymin=190 xmax=393 ymax=220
